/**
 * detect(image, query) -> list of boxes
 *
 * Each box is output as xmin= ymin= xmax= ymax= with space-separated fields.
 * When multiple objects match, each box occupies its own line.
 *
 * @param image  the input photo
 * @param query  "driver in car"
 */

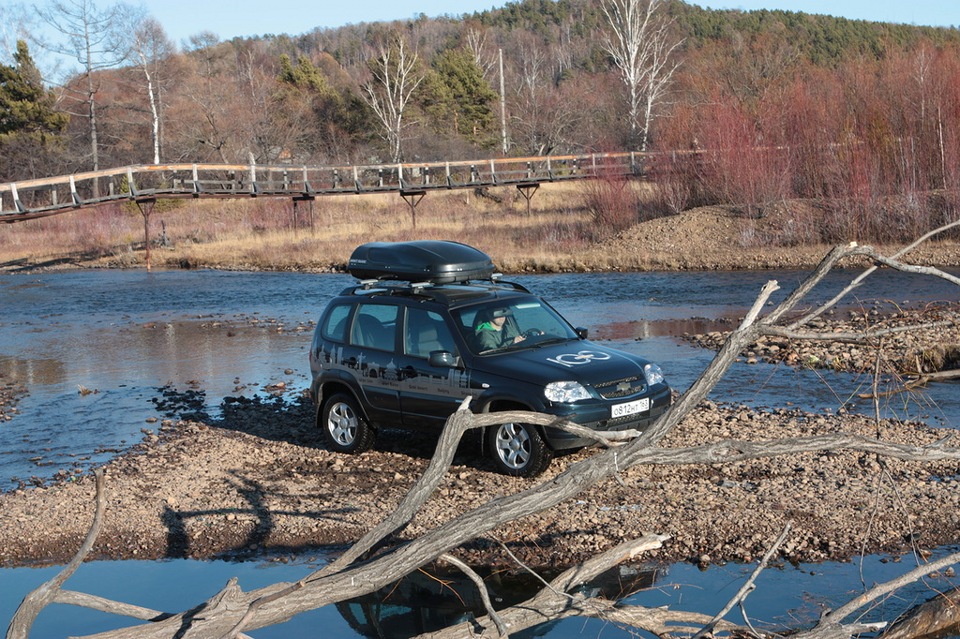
xmin=475 ymin=307 xmax=526 ymax=351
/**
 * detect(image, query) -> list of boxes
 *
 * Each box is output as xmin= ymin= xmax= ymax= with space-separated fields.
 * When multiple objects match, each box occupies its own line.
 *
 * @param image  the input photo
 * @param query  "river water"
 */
xmin=1 ymin=267 xmax=958 ymax=637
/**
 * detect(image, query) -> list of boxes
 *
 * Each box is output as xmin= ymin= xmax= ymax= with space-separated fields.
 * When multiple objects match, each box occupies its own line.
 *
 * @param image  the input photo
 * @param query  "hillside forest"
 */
xmin=4 ymin=0 xmax=960 ymax=247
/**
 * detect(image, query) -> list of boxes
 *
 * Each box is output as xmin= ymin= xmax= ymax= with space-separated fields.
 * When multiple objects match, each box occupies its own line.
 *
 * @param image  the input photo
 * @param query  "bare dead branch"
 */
xmin=868 ymin=252 xmax=960 ymax=286
xmin=794 ymin=550 xmax=960 ymax=639
xmin=6 ymin=468 xmax=106 ymax=639
xmin=51 ymin=591 xmax=169 ymax=622
xmin=693 ymin=522 xmax=792 ymax=639
xmin=789 ymin=219 xmax=960 ymax=329
xmin=418 ymin=534 xmax=673 ymax=639
xmin=881 ymin=586 xmax=960 ymax=639
xmin=439 ymin=553 xmax=509 ymax=638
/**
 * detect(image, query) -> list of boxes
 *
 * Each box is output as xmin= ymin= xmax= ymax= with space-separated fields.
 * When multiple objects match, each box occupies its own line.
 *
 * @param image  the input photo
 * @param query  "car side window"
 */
xmin=404 ymin=308 xmax=457 ymax=359
xmin=322 ymin=304 xmax=352 ymax=342
xmin=350 ymin=303 xmax=398 ymax=351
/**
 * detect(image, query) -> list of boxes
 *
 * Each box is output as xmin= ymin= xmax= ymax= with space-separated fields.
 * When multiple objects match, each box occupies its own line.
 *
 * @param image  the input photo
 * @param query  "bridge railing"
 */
xmin=0 ymin=151 xmax=654 ymax=222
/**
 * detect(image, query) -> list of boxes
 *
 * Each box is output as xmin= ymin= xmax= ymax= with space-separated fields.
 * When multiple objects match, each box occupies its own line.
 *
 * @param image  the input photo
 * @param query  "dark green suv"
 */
xmin=308 ymin=241 xmax=671 ymax=476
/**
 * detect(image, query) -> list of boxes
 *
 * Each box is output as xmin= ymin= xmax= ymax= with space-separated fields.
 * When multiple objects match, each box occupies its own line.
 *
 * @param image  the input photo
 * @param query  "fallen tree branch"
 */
xmin=789 ymin=219 xmax=960 ymax=329
xmin=7 ymin=469 xmax=106 ymax=639
xmin=52 ymin=591 xmax=170 ymax=622
xmin=858 ymin=369 xmax=960 ymax=398
xmin=439 ymin=553 xmax=509 ymax=637
xmin=881 ymin=585 xmax=960 ymax=639
xmin=794 ymin=550 xmax=960 ymax=639
xmin=693 ymin=522 xmax=793 ymax=639
xmin=416 ymin=534 xmax=677 ymax=639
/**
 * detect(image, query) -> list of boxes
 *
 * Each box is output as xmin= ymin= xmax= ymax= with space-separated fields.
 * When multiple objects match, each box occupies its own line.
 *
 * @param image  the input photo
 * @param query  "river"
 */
xmin=1 ymin=267 xmax=958 ymax=638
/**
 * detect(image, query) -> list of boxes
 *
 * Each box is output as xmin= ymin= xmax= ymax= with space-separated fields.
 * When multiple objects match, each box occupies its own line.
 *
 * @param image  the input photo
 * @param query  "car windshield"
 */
xmin=454 ymin=297 xmax=580 ymax=354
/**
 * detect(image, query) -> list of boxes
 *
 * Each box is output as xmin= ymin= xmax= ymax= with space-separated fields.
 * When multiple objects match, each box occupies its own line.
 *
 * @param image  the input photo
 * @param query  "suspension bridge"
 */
xmin=0 ymin=151 xmax=662 ymax=225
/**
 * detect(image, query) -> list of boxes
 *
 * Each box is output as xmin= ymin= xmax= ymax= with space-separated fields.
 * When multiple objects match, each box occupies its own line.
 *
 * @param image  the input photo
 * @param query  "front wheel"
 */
xmin=320 ymin=393 xmax=375 ymax=454
xmin=487 ymin=421 xmax=552 ymax=477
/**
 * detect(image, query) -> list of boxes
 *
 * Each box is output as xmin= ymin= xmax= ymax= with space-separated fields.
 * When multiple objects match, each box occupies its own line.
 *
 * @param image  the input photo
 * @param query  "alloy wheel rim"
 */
xmin=495 ymin=423 xmax=530 ymax=469
xmin=328 ymin=402 xmax=357 ymax=445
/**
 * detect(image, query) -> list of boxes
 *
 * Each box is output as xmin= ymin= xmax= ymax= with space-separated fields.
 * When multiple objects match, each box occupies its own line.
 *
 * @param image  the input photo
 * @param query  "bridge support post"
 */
xmin=136 ymin=198 xmax=157 ymax=271
xmin=400 ymin=190 xmax=425 ymax=228
xmin=292 ymin=196 xmax=315 ymax=236
xmin=516 ymin=182 xmax=540 ymax=216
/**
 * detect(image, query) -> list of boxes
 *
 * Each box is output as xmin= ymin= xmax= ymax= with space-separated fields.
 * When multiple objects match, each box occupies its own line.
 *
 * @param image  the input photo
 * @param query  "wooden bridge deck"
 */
xmin=0 ymin=152 xmax=655 ymax=223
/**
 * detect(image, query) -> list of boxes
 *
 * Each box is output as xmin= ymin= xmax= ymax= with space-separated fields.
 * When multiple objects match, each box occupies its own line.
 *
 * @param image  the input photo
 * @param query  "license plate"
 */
xmin=611 ymin=397 xmax=650 ymax=418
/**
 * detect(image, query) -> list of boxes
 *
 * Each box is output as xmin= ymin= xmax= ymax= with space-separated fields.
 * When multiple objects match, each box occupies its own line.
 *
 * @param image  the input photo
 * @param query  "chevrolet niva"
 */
xmin=308 ymin=240 xmax=671 ymax=477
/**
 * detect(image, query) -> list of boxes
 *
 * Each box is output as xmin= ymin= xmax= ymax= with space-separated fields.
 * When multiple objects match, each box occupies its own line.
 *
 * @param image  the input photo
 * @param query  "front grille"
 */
xmin=594 ymin=375 xmax=646 ymax=399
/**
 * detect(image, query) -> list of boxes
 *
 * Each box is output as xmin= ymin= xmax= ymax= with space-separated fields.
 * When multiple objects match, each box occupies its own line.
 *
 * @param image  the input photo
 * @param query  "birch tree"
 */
xmin=361 ymin=33 xmax=423 ymax=163
xmin=600 ymin=0 xmax=683 ymax=151
xmin=130 ymin=17 xmax=172 ymax=165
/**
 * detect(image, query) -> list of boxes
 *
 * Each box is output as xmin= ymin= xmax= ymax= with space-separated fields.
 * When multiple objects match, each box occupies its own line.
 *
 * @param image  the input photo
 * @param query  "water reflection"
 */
xmin=0 ymin=319 xmax=308 ymax=485
xmin=337 ymin=562 xmax=658 ymax=638
xmin=0 ymin=354 xmax=65 ymax=386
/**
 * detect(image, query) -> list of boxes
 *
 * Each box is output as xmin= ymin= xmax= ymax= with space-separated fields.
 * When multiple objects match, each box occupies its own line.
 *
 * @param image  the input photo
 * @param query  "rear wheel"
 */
xmin=320 ymin=393 xmax=375 ymax=454
xmin=487 ymin=421 xmax=552 ymax=477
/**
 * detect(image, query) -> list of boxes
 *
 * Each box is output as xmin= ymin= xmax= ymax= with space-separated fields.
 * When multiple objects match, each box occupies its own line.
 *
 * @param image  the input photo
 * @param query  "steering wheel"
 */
xmin=522 ymin=328 xmax=544 ymax=338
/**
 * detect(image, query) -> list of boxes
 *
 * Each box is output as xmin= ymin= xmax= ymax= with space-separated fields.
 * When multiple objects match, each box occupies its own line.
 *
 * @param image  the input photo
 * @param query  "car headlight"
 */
xmin=644 ymin=363 xmax=665 ymax=386
xmin=544 ymin=381 xmax=591 ymax=403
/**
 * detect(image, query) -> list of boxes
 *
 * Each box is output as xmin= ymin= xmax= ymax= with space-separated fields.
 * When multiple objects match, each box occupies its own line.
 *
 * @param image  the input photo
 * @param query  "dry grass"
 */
xmin=0 ymin=182 xmax=647 ymax=272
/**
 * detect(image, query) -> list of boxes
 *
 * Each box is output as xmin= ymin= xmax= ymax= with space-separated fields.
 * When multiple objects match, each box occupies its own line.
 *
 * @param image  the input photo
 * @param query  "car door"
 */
xmin=347 ymin=302 xmax=402 ymax=423
xmin=397 ymin=306 xmax=472 ymax=428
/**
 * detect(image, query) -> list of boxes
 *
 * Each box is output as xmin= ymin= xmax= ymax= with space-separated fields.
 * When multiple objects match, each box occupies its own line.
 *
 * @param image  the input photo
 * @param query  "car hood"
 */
xmin=474 ymin=339 xmax=650 ymax=386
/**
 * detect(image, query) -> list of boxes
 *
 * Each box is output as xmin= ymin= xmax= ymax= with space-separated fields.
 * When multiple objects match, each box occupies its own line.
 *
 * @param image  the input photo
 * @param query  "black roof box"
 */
xmin=348 ymin=241 xmax=496 ymax=284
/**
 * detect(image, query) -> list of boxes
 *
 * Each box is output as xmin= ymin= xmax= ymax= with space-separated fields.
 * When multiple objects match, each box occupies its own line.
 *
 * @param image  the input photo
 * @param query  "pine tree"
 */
xmin=0 ymin=40 xmax=68 ymax=144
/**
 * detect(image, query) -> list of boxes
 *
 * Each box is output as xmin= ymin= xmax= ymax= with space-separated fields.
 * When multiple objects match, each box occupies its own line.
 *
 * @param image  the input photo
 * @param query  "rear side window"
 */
xmin=350 ymin=304 xmax=399 ymax=351
xmin=404 ymin=308 xmax=458 ymax=358
xmin=322 ymin=303 xmax=352 ymax=342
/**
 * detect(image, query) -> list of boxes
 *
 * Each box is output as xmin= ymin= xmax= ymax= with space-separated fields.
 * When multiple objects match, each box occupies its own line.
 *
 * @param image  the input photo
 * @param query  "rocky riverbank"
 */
xmin=1 ymin=386 xmax=958 ymax=570
xmin=0 ymin=378 xmax=26 ymax=423
xmin=689 ymin=303 xmax=960 ymax=377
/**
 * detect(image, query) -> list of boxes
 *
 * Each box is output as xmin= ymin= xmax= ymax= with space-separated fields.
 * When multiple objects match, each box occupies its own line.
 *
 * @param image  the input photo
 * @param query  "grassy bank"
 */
xmin=2 ymin=181 xmax=959 ymax=273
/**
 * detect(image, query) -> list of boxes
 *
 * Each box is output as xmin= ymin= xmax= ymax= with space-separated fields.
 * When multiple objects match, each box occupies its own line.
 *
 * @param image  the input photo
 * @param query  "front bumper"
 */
xmin=543 ymin=385 xmax=673 ymax=450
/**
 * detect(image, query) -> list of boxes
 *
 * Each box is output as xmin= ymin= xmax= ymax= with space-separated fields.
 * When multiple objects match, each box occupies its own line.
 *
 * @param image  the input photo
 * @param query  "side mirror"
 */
xmin=428 ymin=350 xmax=459 ymax=368
xmin=575 ymin=327 xmax=589 ymax=339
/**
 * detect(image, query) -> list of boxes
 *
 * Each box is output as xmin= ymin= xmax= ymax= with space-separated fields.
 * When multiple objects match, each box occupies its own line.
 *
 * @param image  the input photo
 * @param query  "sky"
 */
xmin=132 ymin=0 xmax=959 ymax=46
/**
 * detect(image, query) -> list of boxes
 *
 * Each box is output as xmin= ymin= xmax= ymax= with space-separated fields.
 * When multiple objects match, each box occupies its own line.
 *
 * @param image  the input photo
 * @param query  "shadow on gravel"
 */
xmin=152 ymin=385 xmax=491 ymax=473
xmin=151 ymin=385 xmax=318 ymax=446
xmin=160 ymin=470 xmax=364 ymax=560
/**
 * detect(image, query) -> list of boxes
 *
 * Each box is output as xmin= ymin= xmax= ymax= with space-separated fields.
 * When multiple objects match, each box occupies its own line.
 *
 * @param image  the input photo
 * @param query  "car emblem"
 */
xmin=617 ymin=381 xmax=632 ymax=393
xmin=546 ymin=350 xmax=612 ymax=368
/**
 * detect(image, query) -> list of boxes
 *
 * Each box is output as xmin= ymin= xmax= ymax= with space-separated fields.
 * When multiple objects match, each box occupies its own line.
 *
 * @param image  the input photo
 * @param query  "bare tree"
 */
xmin=34 ymin=0 xmax=136 ymax=175
xmin=508 ymin=34 xmax=582 ymax=156
xmin=166 ymin=36 xmax=243 ymax=163
xmin=464 ymin=26 xmax=496 ymax=81
xmin=600 ymin=0 xmax=683 ymax=150
xmin=7 ymin=222 xmax=960 ymax=638
xmin=130 ymin=16 xmax=173 ymax=165
xmin=361 ymin=33 xmax=424 ymax=163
